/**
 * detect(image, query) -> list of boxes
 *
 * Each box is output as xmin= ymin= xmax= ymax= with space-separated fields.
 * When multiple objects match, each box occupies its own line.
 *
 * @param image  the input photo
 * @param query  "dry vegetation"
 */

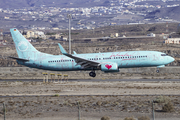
xmin=0 ymin=81 xmax=179 ymax=120
xmin=124 ymin=117 xmax=136 ymax=120
xmin=138 ymin=116 xmax=150 ymax=120
xmin=101 ymin=116 xmax=110 ymax=120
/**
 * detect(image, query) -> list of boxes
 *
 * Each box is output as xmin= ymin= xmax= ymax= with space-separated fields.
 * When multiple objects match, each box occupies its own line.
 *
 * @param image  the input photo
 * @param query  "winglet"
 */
xmin=58 ymin=43 xmax=68 ymax=55
xmin=73 ymin=51 xmax=77 ymax=54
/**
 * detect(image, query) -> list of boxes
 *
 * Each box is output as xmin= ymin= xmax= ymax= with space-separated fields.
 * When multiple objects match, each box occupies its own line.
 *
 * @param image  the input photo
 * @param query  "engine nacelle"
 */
xmin=101 ymin=63 xmax=119 ymax=72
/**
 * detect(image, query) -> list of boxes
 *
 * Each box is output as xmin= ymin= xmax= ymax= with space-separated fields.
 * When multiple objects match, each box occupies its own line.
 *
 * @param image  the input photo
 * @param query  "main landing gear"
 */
xmin=89 ymin=71 xmax=96 ymax=77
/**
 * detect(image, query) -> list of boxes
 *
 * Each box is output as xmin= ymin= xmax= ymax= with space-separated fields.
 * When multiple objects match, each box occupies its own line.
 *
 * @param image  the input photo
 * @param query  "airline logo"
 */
xmin=18 ymin=41 xmax=28 ymax=51
xmin=105 ymin=64 xmax=112 ymax=70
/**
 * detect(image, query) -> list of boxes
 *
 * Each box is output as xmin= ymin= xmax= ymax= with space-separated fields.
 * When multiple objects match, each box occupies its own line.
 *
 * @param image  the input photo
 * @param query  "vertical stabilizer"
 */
xmin=10 ymin=28 xmax=40 ymax=60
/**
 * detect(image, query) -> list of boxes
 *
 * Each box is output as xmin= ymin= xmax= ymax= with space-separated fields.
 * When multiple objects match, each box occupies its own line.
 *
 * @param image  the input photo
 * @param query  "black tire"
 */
xmin=89 ymin=72 xmax=96 ymax=77
xmin=92 ymin=72 xmax=96 ymax=77
xmin=89 ymin=72 xmax=93 ymax=77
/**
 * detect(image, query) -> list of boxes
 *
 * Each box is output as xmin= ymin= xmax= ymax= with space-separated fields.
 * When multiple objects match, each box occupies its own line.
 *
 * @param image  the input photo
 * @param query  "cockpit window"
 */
xmin=161 ymin=54 xmax=167 ymax=56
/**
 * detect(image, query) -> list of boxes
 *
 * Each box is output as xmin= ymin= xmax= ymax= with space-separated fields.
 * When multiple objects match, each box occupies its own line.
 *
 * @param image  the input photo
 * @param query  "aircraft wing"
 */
xmin=58 ymin=43 xmax=100 ymax=69
xmin=65 ymin=53 xmax=100 ymax=68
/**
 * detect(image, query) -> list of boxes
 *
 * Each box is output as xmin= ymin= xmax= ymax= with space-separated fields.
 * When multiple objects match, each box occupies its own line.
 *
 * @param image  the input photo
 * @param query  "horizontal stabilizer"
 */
xmin=9 ymin=56 xmax=29 ymax=62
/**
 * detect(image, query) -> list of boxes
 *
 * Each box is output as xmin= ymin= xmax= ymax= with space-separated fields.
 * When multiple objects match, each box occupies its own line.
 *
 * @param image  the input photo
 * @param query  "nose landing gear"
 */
xmin=89 ymin=71 xmax=96 ymax=77
xmin=156 ymin=70 xmax=159 ymax=73
xmin=156 ymin=68 xmax=159 ymax=73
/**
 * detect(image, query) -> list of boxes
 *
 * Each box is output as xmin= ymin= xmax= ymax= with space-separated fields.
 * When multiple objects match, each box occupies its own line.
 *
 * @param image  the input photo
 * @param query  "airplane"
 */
xmin=9 ymin=28 xmax=175 ymax=77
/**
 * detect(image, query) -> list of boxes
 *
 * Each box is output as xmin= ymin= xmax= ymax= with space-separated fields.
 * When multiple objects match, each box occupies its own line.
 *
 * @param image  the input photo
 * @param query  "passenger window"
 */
xmin=161 ymin=54 xmax=167 ymax=56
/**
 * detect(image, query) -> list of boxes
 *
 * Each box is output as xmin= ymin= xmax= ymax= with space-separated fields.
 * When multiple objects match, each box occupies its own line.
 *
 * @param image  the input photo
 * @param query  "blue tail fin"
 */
xmin=10 ymin=28 xmax=40 ymax=60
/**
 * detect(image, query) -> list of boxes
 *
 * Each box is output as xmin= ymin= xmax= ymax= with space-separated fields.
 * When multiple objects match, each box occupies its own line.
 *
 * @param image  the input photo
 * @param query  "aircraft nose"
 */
xmin=169 ymin=56 xmax=175 ymax=63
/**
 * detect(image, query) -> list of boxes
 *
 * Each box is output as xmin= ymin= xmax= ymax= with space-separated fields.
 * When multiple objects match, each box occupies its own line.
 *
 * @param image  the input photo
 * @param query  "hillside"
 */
xmin=0 ymin=0 xmax=109 ymax=8
xmin=146 ymin=6 xmax=180 ymax=21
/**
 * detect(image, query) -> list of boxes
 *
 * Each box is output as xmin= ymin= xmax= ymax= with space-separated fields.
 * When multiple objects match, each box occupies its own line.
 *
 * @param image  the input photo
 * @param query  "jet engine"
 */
xmin=101 ymin=63 xmax=119 ymax=72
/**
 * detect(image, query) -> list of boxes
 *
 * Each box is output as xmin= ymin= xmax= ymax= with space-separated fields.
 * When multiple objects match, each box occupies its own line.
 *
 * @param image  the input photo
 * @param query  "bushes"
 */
xmin=124 ymin=117 xmax=135 ymax=120
xmin=154 ymin=96 xmax=174 ymax=112
xmin=122 ymin=116 xmax=150 ymax=120
xmin=154 ymin=96 xmax=170 ymax=104
xmin=101 ymin=116 xmax=110 ymax=120
xmin=162 ymin=102 xmax=174 ymax=112
xmin=138 ymin=116 xmax=150 ymax=120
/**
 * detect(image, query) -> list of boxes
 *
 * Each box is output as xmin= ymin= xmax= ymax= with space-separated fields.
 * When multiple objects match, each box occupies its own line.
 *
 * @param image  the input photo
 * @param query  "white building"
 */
xmin=165 ymin=38 xmax=180 ymax=44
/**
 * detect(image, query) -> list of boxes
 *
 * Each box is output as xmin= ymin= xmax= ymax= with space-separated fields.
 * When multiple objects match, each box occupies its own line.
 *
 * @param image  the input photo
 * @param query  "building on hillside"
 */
xmin=110 ymin=33 xmax=119 ymax=38
xmin=23 ymin=30 xmax=46 ymax=39
xmin=165 ymin=38 xmax=180 ymax=44
xmin=0 ymin=40 xmax=7 ymax=45
xmin=147 ymin=33 xmax=156 ymax=37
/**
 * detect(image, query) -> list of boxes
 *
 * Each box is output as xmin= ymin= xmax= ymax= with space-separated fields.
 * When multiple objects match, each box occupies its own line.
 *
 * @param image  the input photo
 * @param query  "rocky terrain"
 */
xmin=0 ymin=81 xmax=180 ymax=120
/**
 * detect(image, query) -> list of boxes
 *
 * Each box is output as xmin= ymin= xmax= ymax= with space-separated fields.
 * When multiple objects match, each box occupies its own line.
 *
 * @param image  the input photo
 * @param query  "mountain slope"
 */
xmin=146 ymin=6 xmax=180 ymax=20
xmin=0 ymin=0 xmax=110 ymax=8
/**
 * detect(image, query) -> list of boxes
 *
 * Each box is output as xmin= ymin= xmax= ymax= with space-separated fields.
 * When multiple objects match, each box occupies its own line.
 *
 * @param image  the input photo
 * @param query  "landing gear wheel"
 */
xmin=89 ymin=72 xmax=93 ymax=77
xmin=156 ymin=70 xmax=159 ymax=73
xmin=93 ymin=72 xmax=96 ymax=77
xmin=89 ymin=72 xmax=96 ymax=77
